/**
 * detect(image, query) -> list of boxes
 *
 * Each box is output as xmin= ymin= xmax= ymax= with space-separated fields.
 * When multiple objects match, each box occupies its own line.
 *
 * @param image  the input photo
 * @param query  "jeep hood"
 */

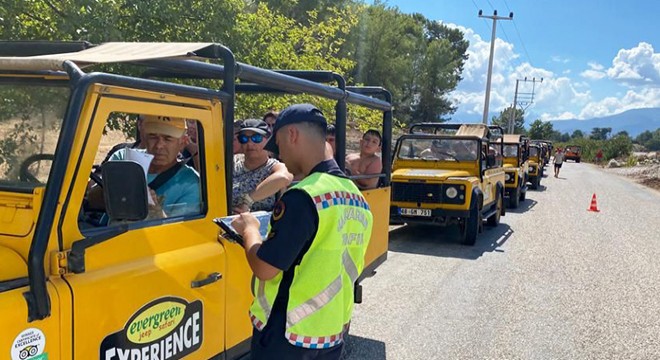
xmin=392 ymin=168 xmax=471 ymax=180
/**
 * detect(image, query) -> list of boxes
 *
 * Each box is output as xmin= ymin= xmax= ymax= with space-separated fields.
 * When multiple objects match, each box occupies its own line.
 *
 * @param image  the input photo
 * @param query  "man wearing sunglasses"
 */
xmin=232 ymin=104 xmax=374 ymax=359
xmin=232 ymin=119 xmax=293 ymax=213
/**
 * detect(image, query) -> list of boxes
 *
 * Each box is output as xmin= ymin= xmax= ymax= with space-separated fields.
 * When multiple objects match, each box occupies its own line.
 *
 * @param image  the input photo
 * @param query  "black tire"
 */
xmin=531 ymin=176 xmax=540 ymax=190
xmin=576 ymin=158 xmax=581 ymax=163
xmin=508 ymin=187 xmax=519 ymax=208
xmin=487 ymin=194 xmax=502 ymax=227
xmin=459 ymin=200 xmax=480 ymax=246
xmin=519 ymin=187 xmax=526 ymax=201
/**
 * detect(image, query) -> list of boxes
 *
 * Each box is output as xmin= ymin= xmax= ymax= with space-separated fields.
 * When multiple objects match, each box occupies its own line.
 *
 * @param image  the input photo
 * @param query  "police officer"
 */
xmin=232 ymin=104 xmax=373 ymax=359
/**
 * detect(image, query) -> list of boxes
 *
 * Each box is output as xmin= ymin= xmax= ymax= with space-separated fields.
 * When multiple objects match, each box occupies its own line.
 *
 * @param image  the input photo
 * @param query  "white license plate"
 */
xmin=400 ymin=208 xmax=432 ymax=217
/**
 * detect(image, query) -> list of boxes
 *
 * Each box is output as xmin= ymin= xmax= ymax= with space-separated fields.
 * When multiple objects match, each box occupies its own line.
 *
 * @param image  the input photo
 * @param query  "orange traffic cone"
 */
xmin=587 ymin=193 xmax=600 ymax=212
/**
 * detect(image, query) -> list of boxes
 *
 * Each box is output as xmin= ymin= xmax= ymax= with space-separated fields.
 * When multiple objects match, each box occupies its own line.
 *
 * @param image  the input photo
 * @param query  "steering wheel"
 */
xmin=434 ymin=151 xmax=460 ymax=162
xmin=19 ymin=154 xmax=55 ymax=183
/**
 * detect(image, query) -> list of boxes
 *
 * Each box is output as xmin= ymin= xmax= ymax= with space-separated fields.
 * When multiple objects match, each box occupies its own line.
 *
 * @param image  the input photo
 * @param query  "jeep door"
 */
xmin=57 ymin=84 xmax=229 ymax=359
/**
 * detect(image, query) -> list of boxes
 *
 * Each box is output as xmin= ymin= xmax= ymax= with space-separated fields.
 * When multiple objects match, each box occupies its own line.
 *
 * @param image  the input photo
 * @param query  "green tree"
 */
xmin=528 ymin=119 xmax=555 ymax=140
xmin=590 ymin=127 xmax=612 ymax=140
xmin=571 ymin=129 xmax=584 ymax=139
xmin=491 ymin=106 xmax=525 ymax=134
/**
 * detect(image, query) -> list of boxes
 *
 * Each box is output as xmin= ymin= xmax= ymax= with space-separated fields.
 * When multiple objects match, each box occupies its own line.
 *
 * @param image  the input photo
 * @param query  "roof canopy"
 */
xmin=456 ymin=124 xmax=488 ymax=138
xmin=0 ymin=42 xmax=216 ymax=71
xmin=503 ymin=134 xmax=524 ymax=143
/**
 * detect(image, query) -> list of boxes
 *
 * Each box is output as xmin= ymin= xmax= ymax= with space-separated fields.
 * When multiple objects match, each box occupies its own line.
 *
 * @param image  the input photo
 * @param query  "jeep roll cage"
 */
xmin=0 ymin=41 xmax=393 ymax=321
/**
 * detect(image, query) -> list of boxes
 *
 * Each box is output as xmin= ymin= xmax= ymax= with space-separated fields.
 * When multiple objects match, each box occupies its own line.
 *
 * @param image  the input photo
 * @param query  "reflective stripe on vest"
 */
xmin=286 ymin=250 xmax=360 ymax=328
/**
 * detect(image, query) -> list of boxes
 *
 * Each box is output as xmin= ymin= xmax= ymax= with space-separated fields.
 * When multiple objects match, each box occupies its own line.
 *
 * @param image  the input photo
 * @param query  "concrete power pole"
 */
xmin=479 ymin=10 xmax=513 ymax=124
xmin=508 ymin=77 xmax=543 ymax=134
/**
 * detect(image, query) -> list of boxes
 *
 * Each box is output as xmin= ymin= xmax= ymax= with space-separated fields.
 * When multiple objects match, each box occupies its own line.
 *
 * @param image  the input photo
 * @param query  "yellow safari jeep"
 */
xmin=501 ymin=134 xmax=530 ymax=208
xmin=390 ymin=123 xmax=506 ymax=246
xmin=527 ymin=144 xmax=543 ymax=189
xmin=0 ymin=41 xmax=392 ymax=359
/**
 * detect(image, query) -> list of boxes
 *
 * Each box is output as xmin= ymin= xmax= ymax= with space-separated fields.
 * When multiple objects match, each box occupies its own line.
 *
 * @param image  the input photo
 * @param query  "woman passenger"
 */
xmin=232 ymin=119 xmax=293 ymax=213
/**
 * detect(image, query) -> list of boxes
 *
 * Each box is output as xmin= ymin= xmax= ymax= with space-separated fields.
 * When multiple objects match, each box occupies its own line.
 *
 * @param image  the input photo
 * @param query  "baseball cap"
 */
xmin=239 ymin=119 xmax=270 ymax=136
xmin=142 ymin=115 xmax=187 ymax=138
xmin=264 ymin=103 xmax=327 ymax=154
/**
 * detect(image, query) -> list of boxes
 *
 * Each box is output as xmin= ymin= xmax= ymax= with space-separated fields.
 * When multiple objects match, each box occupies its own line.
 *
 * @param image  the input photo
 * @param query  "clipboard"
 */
xmin=214 ymin=211 xmax=272 ymax=247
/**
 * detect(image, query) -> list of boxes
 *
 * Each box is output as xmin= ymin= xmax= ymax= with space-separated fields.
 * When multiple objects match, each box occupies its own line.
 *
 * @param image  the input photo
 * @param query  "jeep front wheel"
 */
xmin=508 ymin=188 xmax=520 ymax=208
xmin=459 ymin=201 xmax=480 ymax=246
xmin=487 ymin=194 xmax=502 ymax=227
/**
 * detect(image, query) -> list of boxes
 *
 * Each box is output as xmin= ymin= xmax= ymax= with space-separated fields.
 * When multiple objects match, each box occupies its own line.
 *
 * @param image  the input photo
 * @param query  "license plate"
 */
xmin=400 ymin=208 xmax=431 ymax=217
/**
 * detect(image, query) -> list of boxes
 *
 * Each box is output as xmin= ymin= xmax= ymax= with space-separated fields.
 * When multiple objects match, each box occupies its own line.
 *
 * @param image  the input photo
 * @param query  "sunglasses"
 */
xmin=238 ymin=133 xmax=264 ymax=144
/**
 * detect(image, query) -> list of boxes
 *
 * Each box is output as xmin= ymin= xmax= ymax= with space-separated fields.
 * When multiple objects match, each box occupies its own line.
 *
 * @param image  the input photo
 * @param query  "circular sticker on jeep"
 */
xmin=11 ymin=328 xmax=46 ymax=360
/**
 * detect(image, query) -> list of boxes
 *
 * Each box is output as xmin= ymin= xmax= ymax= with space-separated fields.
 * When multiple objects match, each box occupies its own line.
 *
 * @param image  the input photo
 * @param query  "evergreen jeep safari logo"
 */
xmin=101 ymin=297 xmax=203 ymax=360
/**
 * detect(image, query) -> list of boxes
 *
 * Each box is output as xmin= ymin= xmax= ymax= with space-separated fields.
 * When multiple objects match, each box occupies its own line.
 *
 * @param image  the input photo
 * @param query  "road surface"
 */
xmin=346 ymin=161 xmax=660 ymax=359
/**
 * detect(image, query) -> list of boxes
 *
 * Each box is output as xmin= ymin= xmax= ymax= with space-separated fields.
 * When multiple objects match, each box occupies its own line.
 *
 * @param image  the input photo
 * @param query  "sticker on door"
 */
xmin=11 ymin=328 xmax=47 ymax=360
xmin=101 ymin=297 xmax=203 ymax=360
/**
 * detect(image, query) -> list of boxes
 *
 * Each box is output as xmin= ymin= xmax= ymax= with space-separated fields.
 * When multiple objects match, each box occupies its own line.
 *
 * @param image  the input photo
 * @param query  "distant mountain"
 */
xmin=547 ymin=108 xmax=660 ymax=137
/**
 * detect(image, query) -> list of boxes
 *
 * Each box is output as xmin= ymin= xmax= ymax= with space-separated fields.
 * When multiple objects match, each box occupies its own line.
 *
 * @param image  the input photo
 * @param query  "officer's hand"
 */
xmin=232 ymin=212 xmax=260 ymax=236
xmin=233 ymin=204 xmax=250 ymax=214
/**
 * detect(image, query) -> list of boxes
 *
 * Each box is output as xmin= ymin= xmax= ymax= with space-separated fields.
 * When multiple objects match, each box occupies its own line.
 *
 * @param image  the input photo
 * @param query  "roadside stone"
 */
xmin=607 ymin=159 xmax=622 ymax=168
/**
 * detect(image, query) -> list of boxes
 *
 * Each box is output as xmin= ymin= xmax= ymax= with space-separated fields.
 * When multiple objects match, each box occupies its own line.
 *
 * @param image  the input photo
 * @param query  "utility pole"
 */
xmin=479 ymin=10 xmax=513 ymax=124
xmin=508 ymin=77 xmax=543 ymax=133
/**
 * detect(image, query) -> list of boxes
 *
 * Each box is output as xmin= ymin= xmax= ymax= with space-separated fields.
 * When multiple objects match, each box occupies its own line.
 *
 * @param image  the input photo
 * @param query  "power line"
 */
xmin=471 ymin=0 xmax=494 ymax=33
xmin=511 ymin=20 xmax=534 ymax=67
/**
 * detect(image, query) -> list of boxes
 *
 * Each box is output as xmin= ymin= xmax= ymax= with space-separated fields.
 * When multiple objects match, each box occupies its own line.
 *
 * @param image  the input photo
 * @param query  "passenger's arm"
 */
xmin=249 ymin=162 xmax=293 ymax=202
xmin=354 ymin=157 xmax=383 ymax=189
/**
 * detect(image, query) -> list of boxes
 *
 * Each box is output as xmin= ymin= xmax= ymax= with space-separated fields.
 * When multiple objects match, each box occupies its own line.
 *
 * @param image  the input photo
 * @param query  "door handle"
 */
xmin=191 ymin=272 xmax=222 ymax=288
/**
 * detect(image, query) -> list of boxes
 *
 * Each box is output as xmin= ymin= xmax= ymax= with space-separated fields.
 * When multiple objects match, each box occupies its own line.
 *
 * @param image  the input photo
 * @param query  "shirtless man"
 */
xmin=346 ymin=129 xmax=383 ymax=189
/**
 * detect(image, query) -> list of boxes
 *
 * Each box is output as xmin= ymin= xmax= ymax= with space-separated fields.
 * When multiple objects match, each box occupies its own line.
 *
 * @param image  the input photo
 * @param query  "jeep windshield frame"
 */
xmin=0 ymin=77 xmax=70 ymax=193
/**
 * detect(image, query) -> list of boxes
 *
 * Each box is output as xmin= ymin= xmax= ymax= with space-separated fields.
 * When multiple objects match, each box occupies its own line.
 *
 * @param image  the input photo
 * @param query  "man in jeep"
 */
xmin=87 ymin=115 xmax=201 ymax=219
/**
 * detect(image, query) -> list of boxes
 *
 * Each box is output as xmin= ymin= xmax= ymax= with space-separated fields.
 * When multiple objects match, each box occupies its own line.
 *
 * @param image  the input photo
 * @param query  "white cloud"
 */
xmin=551 ymin=55 xmax=570 ymax=64
xmin=581 ymin=69 xmax=607 ymax=80
xmin=540 ymin=111 xmax=576 ymax=121
xmin=446 ymin=27 xmax=660 ymax=122
xmin=578 ymin=87 xmax=660 ymax=118
xmin=588 ymin=62 xmax=605 ymax=71
xmin=580 ymin=62 xmax=607 ymax=79
xmin=606 ymin=42 xmax=660 ymax=85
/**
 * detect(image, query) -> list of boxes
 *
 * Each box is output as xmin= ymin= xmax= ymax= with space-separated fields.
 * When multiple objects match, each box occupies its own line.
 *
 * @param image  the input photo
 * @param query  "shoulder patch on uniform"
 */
xmin=272 ymin=200 xmax=285 ymax=221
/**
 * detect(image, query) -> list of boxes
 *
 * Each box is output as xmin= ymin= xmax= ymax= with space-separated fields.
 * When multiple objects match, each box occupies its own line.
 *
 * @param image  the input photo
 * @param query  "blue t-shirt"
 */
xmin=110 ymin=148 xmax=201 ymax=217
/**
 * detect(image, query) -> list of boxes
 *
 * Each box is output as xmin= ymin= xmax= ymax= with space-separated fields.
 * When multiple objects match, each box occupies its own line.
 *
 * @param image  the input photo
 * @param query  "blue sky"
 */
xmin=368 ymin=0 xmax=660 ymax=122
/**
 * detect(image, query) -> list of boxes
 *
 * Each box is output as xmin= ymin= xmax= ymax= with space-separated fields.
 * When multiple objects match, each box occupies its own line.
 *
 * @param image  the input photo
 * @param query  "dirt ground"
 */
xmin=605 ymin=160 xmax=660 ymax=192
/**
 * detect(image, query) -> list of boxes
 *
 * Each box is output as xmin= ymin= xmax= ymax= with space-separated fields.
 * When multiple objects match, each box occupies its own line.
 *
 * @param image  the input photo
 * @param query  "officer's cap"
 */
xmin=264 ymin=103 xmax=327 ymax=154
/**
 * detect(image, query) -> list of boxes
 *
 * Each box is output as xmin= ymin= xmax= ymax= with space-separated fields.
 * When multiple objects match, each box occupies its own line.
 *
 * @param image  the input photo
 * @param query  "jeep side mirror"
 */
xmin=101 ymin=161 xmax=148 ymax=222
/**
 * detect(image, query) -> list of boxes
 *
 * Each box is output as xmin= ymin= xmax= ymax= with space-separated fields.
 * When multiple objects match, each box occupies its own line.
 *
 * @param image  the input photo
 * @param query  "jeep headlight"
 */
xmin=445 ymin=186 xmax=458 ymax=199
xmin=505 ymin=173 xmax=511 ymax=181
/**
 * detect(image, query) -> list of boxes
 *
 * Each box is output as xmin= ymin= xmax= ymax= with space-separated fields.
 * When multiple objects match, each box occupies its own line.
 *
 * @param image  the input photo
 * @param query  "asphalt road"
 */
xmin=345 ymin=161 xmax=660 ymax=359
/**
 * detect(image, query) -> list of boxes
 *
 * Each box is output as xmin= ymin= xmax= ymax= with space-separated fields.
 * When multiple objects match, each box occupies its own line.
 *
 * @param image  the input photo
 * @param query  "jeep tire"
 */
xmin=487 ymin=193 xmax=502 ymax=227
xmin=508 ymin=187 xmax=520 ymax=208
xmin=460 ymin=200 xmax=480 ymax=246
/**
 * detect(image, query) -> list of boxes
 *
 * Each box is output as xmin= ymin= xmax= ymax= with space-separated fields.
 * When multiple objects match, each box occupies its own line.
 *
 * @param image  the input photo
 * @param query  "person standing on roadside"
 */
xmin=232 ymin=104 xmax=373 ymax=359
xmin=554 ymin=148 xmax=565 ymax=178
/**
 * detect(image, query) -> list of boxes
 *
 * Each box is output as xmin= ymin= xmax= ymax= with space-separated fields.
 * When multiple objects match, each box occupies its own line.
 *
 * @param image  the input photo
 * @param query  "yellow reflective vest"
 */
xmin=249 ymin=172 xmax=373 ymax=349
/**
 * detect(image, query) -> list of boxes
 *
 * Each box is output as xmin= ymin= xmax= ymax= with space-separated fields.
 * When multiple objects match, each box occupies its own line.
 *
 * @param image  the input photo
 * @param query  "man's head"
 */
xmin=238 ymin=119 xmax=270 ymax=155
xmin=142 ymin=115 xmax=188 ymax=172
xmin=326 ymin=124 xmax=336 ymax=155
xmin=262 ymin=110 xmax=278 ymax=131
xmin=360 ymin=129 xmax=382 ymax=155
xmin=264 ymin=104 xmax=327 ymax=174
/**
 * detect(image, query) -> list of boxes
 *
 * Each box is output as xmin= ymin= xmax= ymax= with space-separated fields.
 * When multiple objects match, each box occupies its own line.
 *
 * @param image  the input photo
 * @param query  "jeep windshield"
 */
xmin=530 ymin=147 xmax=539 ymax=157
xmin=503 ymin=144 xmax=518 ymax=158
xmin=397 ymin=137 xmax=479 ymax=162
xmin=0 ymin=82 xmax=69 ymax=191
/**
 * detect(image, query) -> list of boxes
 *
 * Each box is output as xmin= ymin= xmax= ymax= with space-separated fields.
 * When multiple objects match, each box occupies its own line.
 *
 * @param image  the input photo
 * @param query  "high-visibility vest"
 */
xmin=249 ymin=172 xmax=373 ymax=349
